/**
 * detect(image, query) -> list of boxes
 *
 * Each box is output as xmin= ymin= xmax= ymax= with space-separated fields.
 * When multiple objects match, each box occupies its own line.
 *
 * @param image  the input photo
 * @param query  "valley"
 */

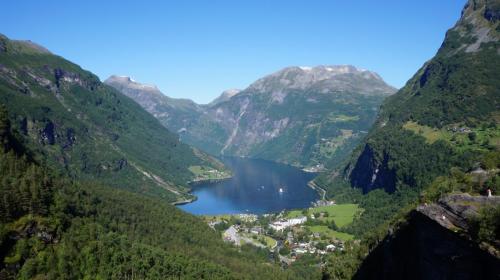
xmin=1 ymin=0 xmax=500 ymax=279
xmin=105 ymin=65 xmax=396 ymax=170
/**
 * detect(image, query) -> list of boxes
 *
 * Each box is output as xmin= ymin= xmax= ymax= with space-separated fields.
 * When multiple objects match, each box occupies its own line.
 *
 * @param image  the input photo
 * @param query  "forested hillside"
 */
xmin=0 ymin=34 xmax=226 ymax=203
xmin=313 ymin=1 xmax=500 ymax=277
xmin=0 ymin=105 xmax=306 ymax=279
xmin=316 ymin=0 xmax=499 ymax=206
xmin=341 ymin=0 xmax=499 ymax=194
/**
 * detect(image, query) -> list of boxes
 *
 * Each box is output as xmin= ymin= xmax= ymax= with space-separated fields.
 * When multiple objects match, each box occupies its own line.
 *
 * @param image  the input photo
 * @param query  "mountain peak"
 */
xmin=444 ymin=0 xmax=500 ymax=54
xmin=0 ymin=34 xmax=51 ymax=54
xmin=105 ymin=75 xmax=159 ymax=92
xmin=296 ymin=65 xmax=364 ymax=74
xmin=209 ymin=88 xmax=241 ymax=106
xmin=246 ymin=65 xmax=396 ymax=95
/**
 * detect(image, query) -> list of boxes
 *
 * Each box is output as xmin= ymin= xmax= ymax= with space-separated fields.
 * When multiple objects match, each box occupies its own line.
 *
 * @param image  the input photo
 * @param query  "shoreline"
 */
xmin=308 ymin=180 xmax=326 ymax=200
xmin=174 ymin=175 xmax=233 ymax=206
xmin=188 ymin=175 xmax=232 ymax=187
xmin=175 ymin=159 xmax=324 ymax=208
xmin=172 ymin=196 xmax=198 ymax=206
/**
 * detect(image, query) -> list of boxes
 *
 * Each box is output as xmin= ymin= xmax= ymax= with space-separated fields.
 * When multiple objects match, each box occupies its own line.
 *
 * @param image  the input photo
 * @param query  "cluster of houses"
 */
xmin=238 ymin=214 xmax=258 ymax=222
xmin=218 ymin=205 xmax=348 ymax=261
xmin=290 ymin=242 xmax=341 ymax=256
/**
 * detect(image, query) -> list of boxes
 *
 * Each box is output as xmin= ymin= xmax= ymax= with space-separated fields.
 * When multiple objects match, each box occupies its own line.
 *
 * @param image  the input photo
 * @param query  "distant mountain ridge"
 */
xmin=106 ymin=64 xmax=396 ymax=168
xmin=247 ymin=65 xmax=393 ymax=96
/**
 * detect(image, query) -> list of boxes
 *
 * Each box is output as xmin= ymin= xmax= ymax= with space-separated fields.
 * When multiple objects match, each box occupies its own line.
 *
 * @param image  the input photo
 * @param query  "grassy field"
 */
xmin=287 ymin=204 xmax=360 ymax=228
xmin=262 ymin=235 xmax=278 ymax=248
xmin=403 ymin=121 xmax=500 ymax=151
xmin=189 ymin=165 xmax=231 ymax=181
xmin=240 ymin=232 xmax=277 ymax=249
xmin=403 ymin=121 xmax=450 ymax=144
xmin=308 ymin=225 xmax=354 ymax=241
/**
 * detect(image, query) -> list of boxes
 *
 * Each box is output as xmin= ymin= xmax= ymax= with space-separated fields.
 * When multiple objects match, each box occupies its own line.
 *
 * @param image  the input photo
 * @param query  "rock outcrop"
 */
xmin=354 ymin=194 xmax=500 ymax=280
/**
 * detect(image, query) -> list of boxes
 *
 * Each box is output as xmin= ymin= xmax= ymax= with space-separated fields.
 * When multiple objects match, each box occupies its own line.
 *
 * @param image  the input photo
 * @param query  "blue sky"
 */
xmin=3 ymin=0 xmax=465 ymax=104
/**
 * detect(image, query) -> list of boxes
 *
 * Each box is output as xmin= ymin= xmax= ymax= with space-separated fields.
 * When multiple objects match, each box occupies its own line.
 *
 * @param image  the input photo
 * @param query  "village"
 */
xmin=205 ymin=201 xmax=359 ymax=265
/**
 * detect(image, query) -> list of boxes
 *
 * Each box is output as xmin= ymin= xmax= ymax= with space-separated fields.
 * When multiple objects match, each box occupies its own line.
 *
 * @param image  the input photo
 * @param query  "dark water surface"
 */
xmin=178 ymin=157 xmax=318 ymax=215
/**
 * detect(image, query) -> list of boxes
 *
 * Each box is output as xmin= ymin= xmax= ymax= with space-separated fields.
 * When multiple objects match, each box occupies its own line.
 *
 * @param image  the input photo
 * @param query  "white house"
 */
xmin=270 ymin=216 xmax=307 ymax=231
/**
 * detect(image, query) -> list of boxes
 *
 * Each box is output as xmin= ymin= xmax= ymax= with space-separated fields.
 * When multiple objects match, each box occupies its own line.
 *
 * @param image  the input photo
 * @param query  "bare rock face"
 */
xmin=354 ymin=194 xmax=500 ymax=280
xmin=348 ymin=145 xmax=396 ymax=193
xmin=247 ymin=65 xmax=395 ymax=96
xmin=418 ymin=194 xmax=500 ymax=232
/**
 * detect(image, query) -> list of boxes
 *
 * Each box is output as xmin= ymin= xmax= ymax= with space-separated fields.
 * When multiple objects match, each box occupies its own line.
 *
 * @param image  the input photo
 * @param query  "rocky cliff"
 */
xmin=354 ymin=194 xmax=500 ymax=280
xmin=339 ymin=0 xmax=500 ymax=194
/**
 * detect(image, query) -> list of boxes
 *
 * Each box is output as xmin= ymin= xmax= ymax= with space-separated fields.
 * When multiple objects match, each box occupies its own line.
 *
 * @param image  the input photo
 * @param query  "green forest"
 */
xmin=0 ymin=106 xmax=304 ymax=279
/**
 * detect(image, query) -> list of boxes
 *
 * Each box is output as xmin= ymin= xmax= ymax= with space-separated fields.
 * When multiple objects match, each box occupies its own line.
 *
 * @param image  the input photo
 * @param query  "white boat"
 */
xmin=279 ymin=188 xmax=284 ymax=193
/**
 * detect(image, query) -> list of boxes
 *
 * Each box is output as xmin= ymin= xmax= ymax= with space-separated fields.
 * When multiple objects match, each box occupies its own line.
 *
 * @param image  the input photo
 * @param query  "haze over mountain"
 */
xmin=106 ymin=65 xmax=396 ymax=169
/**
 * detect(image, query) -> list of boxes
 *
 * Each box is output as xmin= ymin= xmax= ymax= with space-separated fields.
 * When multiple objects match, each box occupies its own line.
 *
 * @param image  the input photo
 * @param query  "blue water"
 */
xmin=178 ymin=157 xmax=318 ymax=215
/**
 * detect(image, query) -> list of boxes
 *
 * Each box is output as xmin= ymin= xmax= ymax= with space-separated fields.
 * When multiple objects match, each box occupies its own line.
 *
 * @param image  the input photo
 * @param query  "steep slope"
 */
xmin=353 ymin=194 xmax=500 ymax=280
xmin=211 ymin=66 xmax=396 ymax=168
xmin=0 ymin=106 xmax=306 ymax=279
xmin=318 ymin=3 xmax=500 ymax=277
xmin=0 ymin=34 xmax=226 ymax=202
xmin=332 ymin=0 xmax=500 ymax=194
xmin=107 ymin=65 xmax=396 ymax=168
xmin=104 ymin=75 xmax=204 ymax=135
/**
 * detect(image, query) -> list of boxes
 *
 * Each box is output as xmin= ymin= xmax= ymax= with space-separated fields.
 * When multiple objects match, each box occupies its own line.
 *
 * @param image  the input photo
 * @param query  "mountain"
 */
xmin=318 ymin=1 xmax=500 ymax=277
xmin=104 ymin=75 xmax=204 ymax=135
xmin=209 ymin=89 xmax=241 ymax=106
xmin=0 ymin=105 xmax=307 ymax=279
xmin=323 ymin=0 xmax=500 ymax=194
xmin=106 ymin=65 xmax=396 ymax=169
xmin=0 ymin=34 xmax=227 ymax=203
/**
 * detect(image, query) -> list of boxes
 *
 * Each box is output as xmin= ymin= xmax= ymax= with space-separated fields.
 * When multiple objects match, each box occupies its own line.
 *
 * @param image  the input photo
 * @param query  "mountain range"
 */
xmin=106 ymin=65 xmax=396 ymax=169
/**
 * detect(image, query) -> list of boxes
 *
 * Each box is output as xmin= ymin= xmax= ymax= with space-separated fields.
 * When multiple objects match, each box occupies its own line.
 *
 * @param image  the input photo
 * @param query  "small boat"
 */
xmin=279 ymin=188 xmax=284 ymax=193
